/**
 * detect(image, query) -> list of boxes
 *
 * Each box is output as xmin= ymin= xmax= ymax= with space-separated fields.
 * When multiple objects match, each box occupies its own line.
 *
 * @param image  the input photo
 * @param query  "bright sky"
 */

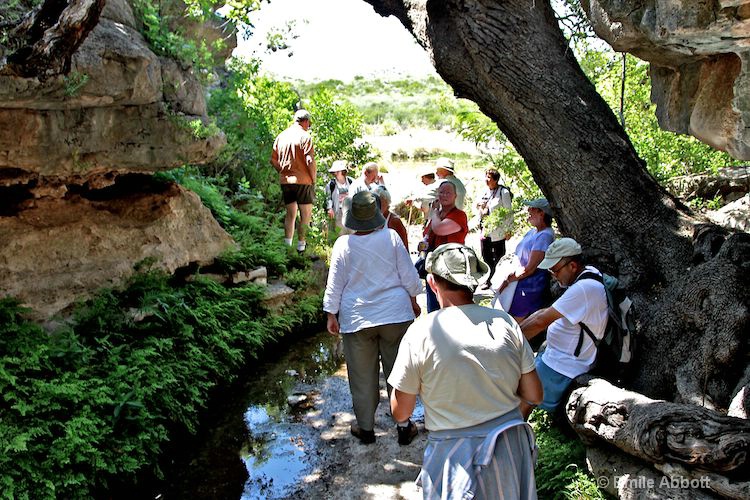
xmin=234 ymin=0 xmax=437 ymax=81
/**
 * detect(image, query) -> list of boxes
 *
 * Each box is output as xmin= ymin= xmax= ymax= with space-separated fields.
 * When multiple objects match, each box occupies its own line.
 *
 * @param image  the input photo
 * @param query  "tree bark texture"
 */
xmin=586 ymin=446 xmax=720 ymax=499
xmin=2 ymin=0 xmax=105 ymax=79
xmin=567 ymin=379 xmax=750 ymax=474
xmin=361 ymin=0 xmax=750 ymax=405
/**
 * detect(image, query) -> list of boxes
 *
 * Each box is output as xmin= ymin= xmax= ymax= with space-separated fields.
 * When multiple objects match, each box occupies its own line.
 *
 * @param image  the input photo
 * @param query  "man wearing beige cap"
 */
xmin=270 ymin=109 xmax=316 ymax=252
xmin=519 ymin=237 xmax=607 ymax=418
xmin=389 ymin=243 xmax=541 ymax=498
xmin=435 ymin=157 xmax=466 ymax=210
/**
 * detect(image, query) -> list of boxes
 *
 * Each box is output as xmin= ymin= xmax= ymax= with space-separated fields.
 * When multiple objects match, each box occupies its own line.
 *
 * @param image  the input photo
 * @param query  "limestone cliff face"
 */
xmin=0 ymin=0 xmax=236 ymax=319
xmin=583 ymin=0 xmax=750 ymax=159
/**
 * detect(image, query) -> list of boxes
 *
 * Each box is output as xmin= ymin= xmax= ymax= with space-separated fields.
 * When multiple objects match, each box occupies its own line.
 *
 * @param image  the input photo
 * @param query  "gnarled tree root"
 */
xmin=566 ymin=379 xmax=750 ymax=473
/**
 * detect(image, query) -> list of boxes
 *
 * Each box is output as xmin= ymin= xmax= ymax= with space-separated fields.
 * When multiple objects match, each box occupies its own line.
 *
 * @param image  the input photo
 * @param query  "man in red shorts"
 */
xmin=271 ymin=109 xmax=317 ymax=252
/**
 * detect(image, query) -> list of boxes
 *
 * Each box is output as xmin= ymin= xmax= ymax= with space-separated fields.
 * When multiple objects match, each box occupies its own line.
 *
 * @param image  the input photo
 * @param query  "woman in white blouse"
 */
xmin=323 ymin=191 xmax=422 ymax=445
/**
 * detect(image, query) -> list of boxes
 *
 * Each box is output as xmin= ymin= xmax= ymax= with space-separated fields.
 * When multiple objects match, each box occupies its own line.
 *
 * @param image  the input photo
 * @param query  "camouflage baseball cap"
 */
xmin=426 ymin=243 xmax=490 ymax=291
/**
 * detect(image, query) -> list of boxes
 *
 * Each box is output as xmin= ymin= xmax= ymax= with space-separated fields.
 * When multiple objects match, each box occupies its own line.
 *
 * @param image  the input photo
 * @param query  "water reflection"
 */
xmin=239 ymin=331 xmax=344 ymax=499
xmin=240 ymin=406 xmax=308 ymax=500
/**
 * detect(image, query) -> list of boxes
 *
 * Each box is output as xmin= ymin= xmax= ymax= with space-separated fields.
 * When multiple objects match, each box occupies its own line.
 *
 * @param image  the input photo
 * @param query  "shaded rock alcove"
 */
xmin=584 ymin=0 xmax=750 ymax=159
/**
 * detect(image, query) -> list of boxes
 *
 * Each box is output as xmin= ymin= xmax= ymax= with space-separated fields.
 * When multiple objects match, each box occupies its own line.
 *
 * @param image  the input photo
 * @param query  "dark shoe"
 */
xmin=397 ymin=421 xmax=418 ymax=445
xmin=350 ymin=424 xmax=375 ymax=444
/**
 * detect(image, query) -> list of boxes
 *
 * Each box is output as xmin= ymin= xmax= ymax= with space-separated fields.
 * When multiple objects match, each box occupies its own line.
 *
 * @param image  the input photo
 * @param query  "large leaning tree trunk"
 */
xmin=1 ymin=0 xmax=106 ymax=79
xmin=362 ymin=0 xmax=750 ymax=408
xmin=363 ymin=1 xmax=749 ymax=495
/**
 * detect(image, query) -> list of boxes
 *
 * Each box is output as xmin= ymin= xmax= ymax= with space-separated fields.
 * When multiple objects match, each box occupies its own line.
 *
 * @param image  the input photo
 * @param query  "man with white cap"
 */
xmin=270 ymin=109 xmax=316 ymax=252
xmin=389 ymin=243 xmax=542 ymax=498
xmin=325 ymin=160 xmax=354 ymax=236
xmin=519 ymin=237 xmax=607 ymax=418
xmin=435 ymin=157 xmax=466 ymax=210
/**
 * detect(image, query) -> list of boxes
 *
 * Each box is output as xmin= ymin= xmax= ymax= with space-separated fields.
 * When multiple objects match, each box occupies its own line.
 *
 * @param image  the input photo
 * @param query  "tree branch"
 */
xmin=2 ymin=0 xmax=105 ymax=79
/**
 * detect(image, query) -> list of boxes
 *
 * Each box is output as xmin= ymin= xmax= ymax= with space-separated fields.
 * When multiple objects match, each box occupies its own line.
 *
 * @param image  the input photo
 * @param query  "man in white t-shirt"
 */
xmin=388 ymin=243 xmax=542 ymax=499
xmin=519 ymin=237 xmax=607 ymax=418
xmin=349 ymin=162 xmax=384 ymax=195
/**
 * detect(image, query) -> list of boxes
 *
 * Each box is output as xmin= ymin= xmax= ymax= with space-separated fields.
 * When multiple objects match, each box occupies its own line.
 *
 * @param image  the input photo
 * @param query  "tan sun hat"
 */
xmin=538 ymin=237 xmax=583 ymax=270
xmin=435 ymin=157 xmax=455 ymax=173
xmin=426 ymin=243 xmax=490 ymax=291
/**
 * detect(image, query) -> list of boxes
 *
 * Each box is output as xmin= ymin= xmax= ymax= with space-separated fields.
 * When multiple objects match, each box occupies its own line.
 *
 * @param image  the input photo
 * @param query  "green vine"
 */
xmin=63 ymin=71 xmax=89 ymax=96
xmin=482 ymin=205 xmax=514 ymax=235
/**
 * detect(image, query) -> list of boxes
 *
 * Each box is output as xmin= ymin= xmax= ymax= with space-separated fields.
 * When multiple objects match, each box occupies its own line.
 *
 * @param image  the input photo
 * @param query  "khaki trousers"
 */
xmin=342 ymin=321 xmax=412 ymax=431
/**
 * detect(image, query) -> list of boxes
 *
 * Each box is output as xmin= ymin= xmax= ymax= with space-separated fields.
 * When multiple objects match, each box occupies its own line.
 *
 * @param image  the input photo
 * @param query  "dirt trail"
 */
xmin=284 ymin=217 xmax=495 ymax=499
xmin=284 ymin=365 xmax=426 ymax=499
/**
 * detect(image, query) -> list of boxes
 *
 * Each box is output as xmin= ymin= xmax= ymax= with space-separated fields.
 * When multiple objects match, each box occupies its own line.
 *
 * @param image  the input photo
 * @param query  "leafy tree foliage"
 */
xmin=306 ymin=89 xmax=375 ymax=169
xmin=301 ymin=76 xmax=471 ymax=129
xmin=131 ymin=0 xmax=224 ymax=79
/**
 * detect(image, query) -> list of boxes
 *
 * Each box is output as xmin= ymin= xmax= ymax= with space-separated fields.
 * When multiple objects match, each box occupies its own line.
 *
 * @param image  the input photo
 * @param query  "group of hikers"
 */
xmin=272 ymin=110 xmax=612 ymax=499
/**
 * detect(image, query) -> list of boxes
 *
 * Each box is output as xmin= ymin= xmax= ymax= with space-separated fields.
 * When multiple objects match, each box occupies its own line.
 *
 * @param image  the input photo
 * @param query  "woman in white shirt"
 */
xmin=323 ymin=191 xmax=422 ymax=445
xmin=325 ymin=160 xmax=354 ymax=235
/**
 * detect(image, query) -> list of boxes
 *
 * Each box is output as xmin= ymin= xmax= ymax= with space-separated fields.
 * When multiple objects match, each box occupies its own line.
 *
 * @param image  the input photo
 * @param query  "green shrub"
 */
xmin=391 ymin=149 xmax=410 ymax=161
xmin=530 ymin=409 xmax=605 ymax=499
xmin=0 ymin=269 xmax=323 ymax=498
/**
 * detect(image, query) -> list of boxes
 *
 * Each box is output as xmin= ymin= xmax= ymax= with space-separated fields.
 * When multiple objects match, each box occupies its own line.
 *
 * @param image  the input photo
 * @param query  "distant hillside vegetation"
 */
xmin=299 ymin=76 xmax=479 ymax=132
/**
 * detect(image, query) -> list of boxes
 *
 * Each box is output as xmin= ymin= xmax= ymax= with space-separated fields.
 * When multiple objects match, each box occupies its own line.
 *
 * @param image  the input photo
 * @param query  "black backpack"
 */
xmin=575 ymin=271 xmax=636 ymax=384
xmin=499 ymin=185 xmax=513 ymax=208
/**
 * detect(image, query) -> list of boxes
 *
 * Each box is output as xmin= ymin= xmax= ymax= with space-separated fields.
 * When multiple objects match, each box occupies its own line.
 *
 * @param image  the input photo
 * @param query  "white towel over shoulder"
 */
xmin=490 ymin=253 xmax=522 ymax=312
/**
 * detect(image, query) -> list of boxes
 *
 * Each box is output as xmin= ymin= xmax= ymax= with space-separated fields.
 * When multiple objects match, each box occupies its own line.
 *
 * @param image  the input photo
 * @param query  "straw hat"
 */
xmin=435 ymin=157 xmax=455 ymax=173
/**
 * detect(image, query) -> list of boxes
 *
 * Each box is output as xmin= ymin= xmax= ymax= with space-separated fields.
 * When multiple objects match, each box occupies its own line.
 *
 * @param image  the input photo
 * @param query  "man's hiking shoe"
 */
xmin=350 ymin=424 xmax=375 ymax=444
xmin=397 ymin=420 xmax=418 ymax=445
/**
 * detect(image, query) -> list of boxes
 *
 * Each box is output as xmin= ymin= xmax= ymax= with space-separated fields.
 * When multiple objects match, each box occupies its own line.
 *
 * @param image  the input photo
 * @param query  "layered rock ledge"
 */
xmin=584 ymin=0 xmax=750 ymax=159
xmin=0 ymin=0 xmax=234 ymax=318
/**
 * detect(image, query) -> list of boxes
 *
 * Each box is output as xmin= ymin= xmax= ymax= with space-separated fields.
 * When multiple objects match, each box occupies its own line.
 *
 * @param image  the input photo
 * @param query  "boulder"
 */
xmin=583 ymin=1 xmax=750 ymax=159
xmin=0 ymin=181 xmax=235 ymax=320
xmin=0 ymin=1 xmax=224 ymax=176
